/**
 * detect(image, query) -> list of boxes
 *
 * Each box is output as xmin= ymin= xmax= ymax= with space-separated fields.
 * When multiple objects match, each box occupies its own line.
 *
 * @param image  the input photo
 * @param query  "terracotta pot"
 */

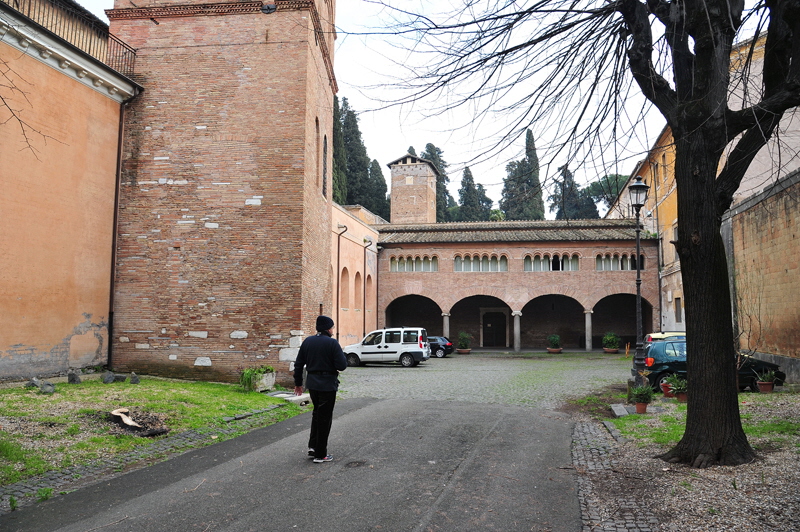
xmin=661 ymin=382 xmax=675 ymax=398
xmin=757 ymin=381 xmax=774 ymax=393
xmin=635 ymin=402 xmax=648 ymax=414
xmin=546 ymin=348 xmax=563 ymax=353
xmin=456 ymin=349 xmax=471 ymax=354
xmin=603 ymin=348 xmax=619 ymax=353
xmin=675 ymin=391 xmax=688 ymax=403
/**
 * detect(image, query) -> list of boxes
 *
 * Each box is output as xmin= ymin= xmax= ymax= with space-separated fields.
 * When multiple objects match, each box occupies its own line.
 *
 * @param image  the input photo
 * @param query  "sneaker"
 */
xmin=313 ymin=455 xmax=333 ymax=463
xmin=307 ymin=448 xmax=315 ymax=457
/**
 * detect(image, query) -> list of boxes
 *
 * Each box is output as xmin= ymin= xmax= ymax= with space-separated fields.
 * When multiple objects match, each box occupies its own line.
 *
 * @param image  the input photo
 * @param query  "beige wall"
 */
xmin=331 ymin=205 xmax=379 ymax=347
xmin=1 ymin=41 xmax=122 ymax=378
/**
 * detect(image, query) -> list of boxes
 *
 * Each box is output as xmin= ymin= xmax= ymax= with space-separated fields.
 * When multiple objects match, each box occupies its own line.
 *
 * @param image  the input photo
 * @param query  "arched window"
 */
xmin=552 ymin=254 xmax=561 ymax=271
xmin=390 ymin=257 xmax=397 ymax=272
xmin=596 ymin=255 xmax=604 ymax=271
xmin=340 ymin=268 xmax=350 ymax=309
xmin=322 ymin=135 xmax=328 ymax=198
xmin=611 ymin=254 xmax=620 ymax=271
xmin=354 ymin=272 xmax=362 ymax=311
xmin=415 ymin=257 xmax=423 ymax=271
xmin=454 ymin=256 xmax=463 ymax=271
xmin=398 ymin=257 xmax=406 ymax=272
xmin=431 ymin=257 xmax=439 ymax=271
xmin=499 ymin=256 xmax=508 ymax=271
xmin=481 ymin=256 xmax=490 ymax=271
xmin=490 ymin=256 xmax=498 ymax=271
xmin=524 ymin=256 xmax=532 ymax=271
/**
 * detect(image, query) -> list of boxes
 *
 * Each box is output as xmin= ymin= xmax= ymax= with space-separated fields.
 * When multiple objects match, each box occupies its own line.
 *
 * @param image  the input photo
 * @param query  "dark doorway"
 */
xmin=482 ymin=312 xmax=507 ymax=347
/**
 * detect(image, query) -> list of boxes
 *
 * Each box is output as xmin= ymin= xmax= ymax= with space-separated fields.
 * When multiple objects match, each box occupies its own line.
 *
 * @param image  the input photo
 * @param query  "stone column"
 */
xmin=584 ymin=309 xmax=593 ymax=351
xmin=512 ymin=311 xmax=522 ymax=352
xmin=442 ymin=313 xmax=451 ymax=338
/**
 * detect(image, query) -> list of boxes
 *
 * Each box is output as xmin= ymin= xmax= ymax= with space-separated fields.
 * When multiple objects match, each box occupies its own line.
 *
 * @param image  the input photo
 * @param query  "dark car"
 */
xmin=428 ymin=336 xmax=454 ymax=358
xmin=636 ymin=340 xmax=786 ymax=391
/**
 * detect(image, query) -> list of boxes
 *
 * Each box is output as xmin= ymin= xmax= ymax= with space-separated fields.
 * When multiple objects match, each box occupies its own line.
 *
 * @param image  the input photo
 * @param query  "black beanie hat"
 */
xmin=315 ymin=315 xmax=334 ymax=332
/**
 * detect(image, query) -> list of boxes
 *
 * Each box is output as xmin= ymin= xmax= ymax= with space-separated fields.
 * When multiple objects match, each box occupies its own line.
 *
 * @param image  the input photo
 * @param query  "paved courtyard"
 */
xmin=338 ymin=350 xmax=632 ymax=408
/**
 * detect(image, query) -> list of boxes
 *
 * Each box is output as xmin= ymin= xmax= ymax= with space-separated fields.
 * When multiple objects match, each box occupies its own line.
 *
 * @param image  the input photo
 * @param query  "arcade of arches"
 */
xmin=375 ymin=220 xmax=659 ymax=351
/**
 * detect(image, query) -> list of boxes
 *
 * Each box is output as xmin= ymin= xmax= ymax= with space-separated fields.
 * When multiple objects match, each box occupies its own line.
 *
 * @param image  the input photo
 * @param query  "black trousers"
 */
xmin=308 ymin=389 xmax=337 ymax=458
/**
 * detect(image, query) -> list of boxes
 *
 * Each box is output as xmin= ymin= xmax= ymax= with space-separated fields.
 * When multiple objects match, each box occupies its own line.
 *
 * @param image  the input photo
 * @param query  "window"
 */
xmin=675 ymin=297 xmax=682 ymax=323
xmin=340 ymin=268 xmax=350 ymax=309
xmin=391 ymin=255 xmax=439 ymax=272
xmin=454 ymin=254 xmax=507 ymax=272
xmin=363 ymin=331 xmax=383 ymax=345
xmin=402 ymin=330 xmax=419 ymax=343
xmin=385 ymin=331 xmax=401 ymax=343
xmin=322 ymin=135 xmax=328 ymax=198
xmin=673 ymin=225 xmax=679 ymax=261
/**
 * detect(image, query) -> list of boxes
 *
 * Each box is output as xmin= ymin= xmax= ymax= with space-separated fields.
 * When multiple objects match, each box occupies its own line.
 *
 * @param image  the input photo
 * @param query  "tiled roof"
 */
xmin=377 ymin=219 xmax=651 ymax=244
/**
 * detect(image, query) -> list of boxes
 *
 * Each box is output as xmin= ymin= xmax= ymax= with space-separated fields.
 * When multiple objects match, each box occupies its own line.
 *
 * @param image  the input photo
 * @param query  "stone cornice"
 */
xmin=107 ymin=0 xmax=337 ymax=92
xmin=0 ymin=6 xmax=140 ymax=102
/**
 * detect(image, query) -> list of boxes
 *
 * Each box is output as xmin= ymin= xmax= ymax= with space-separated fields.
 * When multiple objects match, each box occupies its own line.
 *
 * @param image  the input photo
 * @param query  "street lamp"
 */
xmin=628 ymin=175 xmax=650 ymax=386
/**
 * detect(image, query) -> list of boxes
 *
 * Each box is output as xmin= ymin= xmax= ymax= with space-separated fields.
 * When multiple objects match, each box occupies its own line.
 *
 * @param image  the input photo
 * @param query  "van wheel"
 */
xmin=346 ymin=353 xmax=361 ymax=367
xmin=400 ymin=353 xmax=415 ymax=367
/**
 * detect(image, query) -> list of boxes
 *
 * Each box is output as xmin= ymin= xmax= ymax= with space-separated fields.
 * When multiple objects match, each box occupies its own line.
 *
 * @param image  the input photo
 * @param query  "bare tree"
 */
xmin=1 ymin=53 xmax=59 ymax=159
xmin=375 ymin=0 xmax=800 ymax=467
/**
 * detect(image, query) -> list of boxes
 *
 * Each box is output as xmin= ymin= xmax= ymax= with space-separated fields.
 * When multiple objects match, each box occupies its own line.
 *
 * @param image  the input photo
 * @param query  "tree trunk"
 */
xmin=658 ymin=128 xmax=755 ymax=468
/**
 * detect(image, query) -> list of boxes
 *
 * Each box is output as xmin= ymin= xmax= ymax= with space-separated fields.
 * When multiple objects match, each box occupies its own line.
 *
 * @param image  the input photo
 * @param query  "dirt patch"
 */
xmin=558 ymin=383 xmax=628 ymax=419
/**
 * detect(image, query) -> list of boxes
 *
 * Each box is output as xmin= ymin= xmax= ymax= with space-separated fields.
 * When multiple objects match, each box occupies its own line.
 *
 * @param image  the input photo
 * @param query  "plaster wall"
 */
xmin=0 ymin=42 xmax=120 ymax=378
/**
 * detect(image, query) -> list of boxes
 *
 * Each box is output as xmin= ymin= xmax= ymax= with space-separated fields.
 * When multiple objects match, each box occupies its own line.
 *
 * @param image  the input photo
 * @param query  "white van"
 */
xmin=344 ymin=327 xmax=430 ymax=367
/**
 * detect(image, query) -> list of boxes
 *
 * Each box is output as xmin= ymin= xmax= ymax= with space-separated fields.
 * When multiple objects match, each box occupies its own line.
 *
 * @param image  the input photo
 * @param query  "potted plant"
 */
xmin=754 ymin=369 xmax=776 ymax=393
xmin=669 ymin=375 xmax=688 ymax=402
xmin=456 ymin=332 xmax=473 ymax=354
xmin=239 ymin=365 xmax=276 ymax=392
xmin=602 ymin=332 xmax=621 ymax=353
xmin=661 ymin=374 xmax=683 ymax=398
xmin=630 ymin=384 xmax=654 ymax=414
xmin=546 ymin=334 xmax=562 ymax=353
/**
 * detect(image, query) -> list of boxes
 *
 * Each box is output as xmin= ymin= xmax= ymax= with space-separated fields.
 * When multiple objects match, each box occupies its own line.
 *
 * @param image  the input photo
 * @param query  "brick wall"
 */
xmin=109 ymin=2 xmax=335 ymax=383
xmin=390 ymin=160 xmax=437 ymax=224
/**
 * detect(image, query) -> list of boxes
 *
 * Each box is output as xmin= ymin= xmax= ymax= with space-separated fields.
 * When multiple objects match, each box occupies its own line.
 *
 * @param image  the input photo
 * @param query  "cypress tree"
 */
xmin=341 ymin=98 xmax=371 ymax=206
xmin=332 ymin=96 xmax=347 ymax=204
xmin=420 ymin=143 xmax=450 ymax=222
xmin=500 ymin=129 xmax=544 ymax=220
xmin=368 ymin=159 xmax=390 ymax=220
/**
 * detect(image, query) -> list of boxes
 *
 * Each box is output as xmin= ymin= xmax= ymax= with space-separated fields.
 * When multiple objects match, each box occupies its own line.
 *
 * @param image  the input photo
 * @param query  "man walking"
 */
xmin=294 ymin=315 xmax=347 ymax=463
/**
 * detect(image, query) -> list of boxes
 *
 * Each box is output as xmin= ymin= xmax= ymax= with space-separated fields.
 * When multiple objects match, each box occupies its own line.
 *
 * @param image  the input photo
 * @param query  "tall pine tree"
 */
xmin=332 ymin=96 xmax=347 ymax=204
xmin=341 ymin=98 xmax=371 ymax=206
xmin=500 ymin=129 xmax=544 ymax=220
xmin=420 ymin=143 xmax=450 ymax=222
xmin=367 ymin=159 xmax=390 ymax=220
xmin=548 ymin=166 xmax=599 ymax=220
xmin=457 ymin=167 xmax=490 ymax=221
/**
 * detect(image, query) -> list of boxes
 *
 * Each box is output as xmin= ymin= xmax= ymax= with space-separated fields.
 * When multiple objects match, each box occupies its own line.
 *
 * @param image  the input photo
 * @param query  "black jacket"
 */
xmin=294 ymin=333 xmax=347 ymax=391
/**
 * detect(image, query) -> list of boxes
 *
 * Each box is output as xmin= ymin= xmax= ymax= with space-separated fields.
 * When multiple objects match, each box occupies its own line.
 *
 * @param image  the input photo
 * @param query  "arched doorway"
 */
xmin=385 ymin=295 xmax=443 ymax=335
xmin=450 ymin=295 xmax=510 ymax=348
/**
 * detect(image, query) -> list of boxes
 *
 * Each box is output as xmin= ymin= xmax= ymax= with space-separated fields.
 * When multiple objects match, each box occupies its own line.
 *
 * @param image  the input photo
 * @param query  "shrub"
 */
xmin=547 ymin=334 xmax=561 ymax=349
xmin=602 ymin=332 xmax=621 ymax=349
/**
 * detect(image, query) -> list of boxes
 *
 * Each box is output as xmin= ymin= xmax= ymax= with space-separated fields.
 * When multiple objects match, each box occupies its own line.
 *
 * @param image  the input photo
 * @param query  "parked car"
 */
xmin=636 ymin=339 xmax=786 ymax=391
xmin=645 ymin=331 xmax=686 ymax=343
xmin=344 ymin=327 xmax=430 ymax=367
xmin=427 ymin=336 xmax=454 ymax=358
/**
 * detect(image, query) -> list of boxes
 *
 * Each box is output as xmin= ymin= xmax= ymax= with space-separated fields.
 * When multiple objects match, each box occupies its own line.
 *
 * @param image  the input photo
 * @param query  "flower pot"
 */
xmin=675 ymin=391 xmax=688 ymax=403
xmin=253 ymin=372 xmax=276 ymax=392
xmin=603 ymin=348 xmax=619 ymax=353
xmin=661 ymin=382 xmax=675 ymax=398
xmin=757 ymin=381 xmax=774 ymax=394
xmin=635 ymin=402 xmax=648 ymax=414
xmin=456 ymin=349 xmax=471 ymax=354
xmin=546 ymin=348 xmax=562 ymax=353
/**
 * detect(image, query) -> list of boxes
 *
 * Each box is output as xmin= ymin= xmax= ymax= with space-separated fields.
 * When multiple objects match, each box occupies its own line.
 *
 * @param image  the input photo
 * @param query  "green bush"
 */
xmin=602 ymin=332 xmax=621 ymax=349
xmin=630 ymin=384 xmax=654 ymax=404
xmin=547 ymin=334 xmax=561 ymax=349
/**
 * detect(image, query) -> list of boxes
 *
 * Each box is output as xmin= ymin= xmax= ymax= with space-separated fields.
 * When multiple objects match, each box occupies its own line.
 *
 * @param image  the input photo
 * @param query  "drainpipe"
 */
xmin=335 ymin=224 xmax=347 ymax=340
xmin=362 ymin=237 xmax=373 ymax=337
xmin=108 ymin=89 xmax=142 ymax=370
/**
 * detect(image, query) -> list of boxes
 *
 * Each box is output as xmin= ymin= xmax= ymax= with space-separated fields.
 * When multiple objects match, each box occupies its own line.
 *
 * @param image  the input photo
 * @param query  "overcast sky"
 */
xmin=79 ymin=0 xmax=661 ymax=211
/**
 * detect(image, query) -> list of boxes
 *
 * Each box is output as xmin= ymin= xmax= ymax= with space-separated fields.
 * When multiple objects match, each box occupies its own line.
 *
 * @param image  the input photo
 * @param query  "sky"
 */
xmin=78 ymin=0 xmax=663 ymax=211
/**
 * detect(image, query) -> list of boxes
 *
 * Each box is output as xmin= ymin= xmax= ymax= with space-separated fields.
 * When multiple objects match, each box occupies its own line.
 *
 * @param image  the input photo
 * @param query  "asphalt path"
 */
xmin=1 ymin=353 xmax=630 ymax=531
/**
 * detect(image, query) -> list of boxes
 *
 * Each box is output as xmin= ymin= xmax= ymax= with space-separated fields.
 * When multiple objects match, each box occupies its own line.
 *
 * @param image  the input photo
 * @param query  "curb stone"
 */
xmin=573 ymin=420 xmax=658 ymax=531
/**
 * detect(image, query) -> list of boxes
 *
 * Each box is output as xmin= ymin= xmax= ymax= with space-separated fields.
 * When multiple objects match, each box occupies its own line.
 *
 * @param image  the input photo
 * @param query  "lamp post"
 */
xmin=628 ymin=176 xmax=650 ymax=386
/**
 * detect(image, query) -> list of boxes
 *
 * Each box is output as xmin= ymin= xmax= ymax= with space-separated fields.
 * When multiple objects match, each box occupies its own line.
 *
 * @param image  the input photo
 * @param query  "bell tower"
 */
xmin=388 ymin=154 xmax=439 ymax=224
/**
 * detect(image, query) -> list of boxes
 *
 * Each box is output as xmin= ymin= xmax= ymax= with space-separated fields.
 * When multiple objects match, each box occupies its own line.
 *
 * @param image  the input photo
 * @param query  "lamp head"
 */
xmin=628 ymin=175 xmax=650 ymax=211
